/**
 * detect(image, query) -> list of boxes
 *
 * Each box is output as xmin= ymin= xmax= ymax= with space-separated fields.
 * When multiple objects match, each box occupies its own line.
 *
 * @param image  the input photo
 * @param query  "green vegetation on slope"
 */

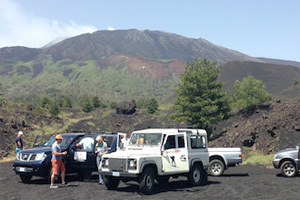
xmin=0 ymin=57 xmax=179 ymax=107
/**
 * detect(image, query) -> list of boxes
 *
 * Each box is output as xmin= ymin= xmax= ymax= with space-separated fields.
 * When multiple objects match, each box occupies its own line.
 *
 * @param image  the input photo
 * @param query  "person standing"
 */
xmin=95 ymin=136 xmax=108 ymax=184
xmin=15 ymin=131 xmax=23 ymax=153
xmin=50 ymin=134 xmax=68 ymax=188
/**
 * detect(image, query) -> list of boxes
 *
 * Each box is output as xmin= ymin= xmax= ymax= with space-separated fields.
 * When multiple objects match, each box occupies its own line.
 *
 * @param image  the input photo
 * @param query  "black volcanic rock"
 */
xmin=116 ymin=102 xmax=136 ymax=115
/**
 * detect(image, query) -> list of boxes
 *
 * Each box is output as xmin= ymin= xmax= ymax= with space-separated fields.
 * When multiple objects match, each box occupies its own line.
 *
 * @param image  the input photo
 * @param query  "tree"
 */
xmin=41 ymin=97 xmax=51 ymax=108
xmin=170 ymin=58 xmax=231 ymax=132
xmin=136 ymin=98 xmax=148 ymax=109
xmin=110 ymin=101 xmax=118 ymax=109
xmin=48 ymin=101 xmax=59 ymax=116
xmin=233 ymin=75 xmax=271 ymax=111
xmin=81 ymin=96 xmax=93 ymax=113
xmin=92 ymin=96 xmax=100 ymax=108
xmin=146 ymin=98 xmax=159 ymax=114
xmin=294 ymin=79 xmax=300 ymax=85
xmin=62 ymin=96 xmax=72 ymax=108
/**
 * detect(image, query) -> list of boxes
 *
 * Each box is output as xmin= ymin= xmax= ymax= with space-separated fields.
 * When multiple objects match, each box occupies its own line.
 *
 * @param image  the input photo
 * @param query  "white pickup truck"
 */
xmin=101 ymin=128 xmax=209 ymax=194
xmin=208 ymin=147 xmax=242 ymax=176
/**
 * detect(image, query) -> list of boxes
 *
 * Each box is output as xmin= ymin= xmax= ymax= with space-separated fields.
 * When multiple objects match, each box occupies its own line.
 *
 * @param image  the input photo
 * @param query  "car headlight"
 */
xmin=16 ymin=152 xmax=20 ymax=160
xmin=128 ymin=159 xmax=137 ymax=170
xmin=273 ymin=154 xmax=278 ymax=159
xmin=102 ymin=158 xmax=109 ymax=168
xmin=35 ymin=153 xmax=46 ymax=161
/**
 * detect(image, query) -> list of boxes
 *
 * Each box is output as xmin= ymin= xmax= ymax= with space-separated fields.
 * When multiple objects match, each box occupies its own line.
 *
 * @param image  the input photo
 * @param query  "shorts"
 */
xmin=51 ymin=159 xmax=65 ymax=175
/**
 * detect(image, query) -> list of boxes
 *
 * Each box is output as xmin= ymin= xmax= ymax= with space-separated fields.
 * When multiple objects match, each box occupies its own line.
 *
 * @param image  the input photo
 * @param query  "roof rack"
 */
xmin=90 ymin=131 xmax=116 ymax=135
xmin=72 ymin=130 xmax=87 ymax=133
xmin=145 ymin=124 xmax=198 ymax=129
xmin=145 ymin=124 xmax=200 ymax=135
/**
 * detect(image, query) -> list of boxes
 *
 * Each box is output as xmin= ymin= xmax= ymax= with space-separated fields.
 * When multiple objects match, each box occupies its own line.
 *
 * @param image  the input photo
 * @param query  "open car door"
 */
xmin=33 ymin=134 xmax=44 ymax=148
xmin=117 ymin=132 xmax=128 ymax=151
xmin=161 ymin=132 xmax=189 ymax=174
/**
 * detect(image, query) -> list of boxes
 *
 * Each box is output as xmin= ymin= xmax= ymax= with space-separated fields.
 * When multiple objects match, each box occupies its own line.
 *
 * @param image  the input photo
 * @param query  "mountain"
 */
xmin=42 ymin=29 xmax=263 ymax=64
xmin=256 ymin=57 xmax=300 ymax=68
xmin=41 ymin=36 xmax=69 ymax=49
xmin=0 ymin=29 xmax=299 ymax=104
xmin=218 ymin=61 xmax=300 ymax=98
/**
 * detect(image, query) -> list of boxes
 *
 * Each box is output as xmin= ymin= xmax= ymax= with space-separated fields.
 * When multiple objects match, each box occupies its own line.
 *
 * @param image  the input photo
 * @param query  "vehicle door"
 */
xmin=161 ymin=133 xmax=189 ymax=174
xmin=189 ymin=134 xmax=209 ymax=165
xmin=69 ymin=136 xmax=97 ymax=170
xmin=117 ymin=133 xmax=128 ymax=151
xmin=102 ymin=135 xmax=116 ymax=153
xmin=33 ymin=134 xmax=44 ymax=148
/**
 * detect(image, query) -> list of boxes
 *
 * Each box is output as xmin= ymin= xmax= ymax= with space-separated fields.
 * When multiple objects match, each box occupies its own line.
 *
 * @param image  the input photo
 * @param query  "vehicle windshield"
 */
xmin=43 ymin=135 xmax=75 ymax=148
xmin=129 ymin=133 xmax=162 ymax=146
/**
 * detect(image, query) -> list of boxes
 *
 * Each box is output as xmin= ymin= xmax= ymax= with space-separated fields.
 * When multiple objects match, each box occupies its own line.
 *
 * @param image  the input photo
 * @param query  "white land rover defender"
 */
xmin=101 ymin=128 xmax=209 ymax=194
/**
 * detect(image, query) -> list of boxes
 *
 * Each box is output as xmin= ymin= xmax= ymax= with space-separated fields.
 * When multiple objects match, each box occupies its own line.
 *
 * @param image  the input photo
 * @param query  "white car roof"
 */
xmin=132 ymin=128 xmax=207 ymax=136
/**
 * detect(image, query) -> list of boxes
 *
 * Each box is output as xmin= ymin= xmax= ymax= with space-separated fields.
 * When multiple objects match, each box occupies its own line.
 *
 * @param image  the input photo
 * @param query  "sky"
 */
xmin=0 ymin=0 xmax=299 ymax=62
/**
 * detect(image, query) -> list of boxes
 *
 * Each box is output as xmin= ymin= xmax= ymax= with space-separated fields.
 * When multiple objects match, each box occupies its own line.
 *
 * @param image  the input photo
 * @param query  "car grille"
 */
xmin=109 ymin=158 xmax=127 ymax=172
xmin=19 ymin=153 xmax=36 ymax=161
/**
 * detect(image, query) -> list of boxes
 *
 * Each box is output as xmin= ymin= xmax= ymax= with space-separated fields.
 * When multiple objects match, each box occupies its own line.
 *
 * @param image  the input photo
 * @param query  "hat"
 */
xmin=18 ymin=131 xmax=23 ymax=135
xmin=55 ymin=134 xmax=63 ymax=140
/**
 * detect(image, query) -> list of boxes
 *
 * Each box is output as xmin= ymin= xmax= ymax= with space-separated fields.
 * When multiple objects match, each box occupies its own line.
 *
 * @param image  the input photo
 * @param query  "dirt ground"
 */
xmin=0 ymin=162 xmax=299 ymax=200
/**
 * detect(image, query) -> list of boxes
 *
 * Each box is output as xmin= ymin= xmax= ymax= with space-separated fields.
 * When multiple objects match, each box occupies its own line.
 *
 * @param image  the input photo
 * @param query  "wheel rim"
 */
xmin=211 ymin=163 xmax=222 ymax=174
xmin=283 ymin=163 xmax=295 ymax=176
xmin=146 ymin=174 xmax=153 ymax=189
xmin=193 ymin=168 xmax=201 ymax=182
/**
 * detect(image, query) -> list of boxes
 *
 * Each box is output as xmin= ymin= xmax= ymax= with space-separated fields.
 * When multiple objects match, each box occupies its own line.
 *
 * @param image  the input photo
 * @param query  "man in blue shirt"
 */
xmin=15 ymin=131 xmax=23 ymax=153
xmin=50 ymin=134 xmax=68 ymax=188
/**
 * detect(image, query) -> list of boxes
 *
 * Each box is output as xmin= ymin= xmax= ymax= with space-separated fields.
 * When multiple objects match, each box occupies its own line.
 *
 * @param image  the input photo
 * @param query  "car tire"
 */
xmin=20 ymin=174 xmax=32 ymax=183
xmin=188 ymin=163 xmax=207 ymax=186
xmin=281 ymin=161 xmax=297 ymax=177
xmin=209 ymin=159 xmax=225 ymax=176
xmin=104 ymin=176 xmax=120 ymax=190
xmin=139 ymin=167 xmax=155 ymax=194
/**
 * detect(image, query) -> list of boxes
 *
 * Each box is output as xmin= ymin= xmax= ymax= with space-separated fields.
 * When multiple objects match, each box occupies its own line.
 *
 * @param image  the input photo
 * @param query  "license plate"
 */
xmin=18 ymin=167 xmax=27 ymax=172
xmin=112 ymin=172 xmax=120 ymax=177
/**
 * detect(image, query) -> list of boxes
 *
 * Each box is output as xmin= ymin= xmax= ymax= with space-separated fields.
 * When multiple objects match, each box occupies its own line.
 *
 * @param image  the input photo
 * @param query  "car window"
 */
xmin=102 ymin=136 xmax=114 ymax=148
xmin=43 ymin=135 xmax=76 ymax=148
xmin=164 ymin=135 xmax=176 ymax=150
xmin=178 ymin=135 xmax=185 ymax=148
xmin=190 ymin=135 xmax=206 ymax=149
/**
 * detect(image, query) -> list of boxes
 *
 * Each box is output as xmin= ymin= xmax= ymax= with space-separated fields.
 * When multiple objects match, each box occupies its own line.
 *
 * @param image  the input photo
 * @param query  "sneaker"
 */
xmin=61 ymin=182 xmax=68 ymax=186
xmin=50 ymin=185 xmax=58 ymax=189
xmin=98 ymin=181 xmax=103 ymax=185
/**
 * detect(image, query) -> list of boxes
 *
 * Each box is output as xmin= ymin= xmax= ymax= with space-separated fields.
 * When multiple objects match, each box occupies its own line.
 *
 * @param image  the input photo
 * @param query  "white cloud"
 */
xmin=107 ymin=27 xmax=115 ymax=31
xmin=0 ymin=0 xmax=98 ymax=48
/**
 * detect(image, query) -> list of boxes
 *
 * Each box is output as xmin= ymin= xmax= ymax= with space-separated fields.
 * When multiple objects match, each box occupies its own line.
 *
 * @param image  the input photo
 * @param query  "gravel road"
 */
xmin=0 ymin=162 xmax=299 ymax=200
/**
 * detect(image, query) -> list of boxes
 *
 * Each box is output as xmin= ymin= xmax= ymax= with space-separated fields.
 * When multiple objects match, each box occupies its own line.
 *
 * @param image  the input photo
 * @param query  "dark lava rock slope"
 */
xmin=210 ymin=97 xmax=300 ymax=154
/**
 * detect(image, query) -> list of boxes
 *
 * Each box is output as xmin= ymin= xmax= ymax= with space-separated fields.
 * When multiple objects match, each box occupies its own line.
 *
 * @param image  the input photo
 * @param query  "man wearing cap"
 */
xmin=15 ymin=131 xmax=23 ymax=153
xmin=50 ymin=134 xmax=68 ymax=188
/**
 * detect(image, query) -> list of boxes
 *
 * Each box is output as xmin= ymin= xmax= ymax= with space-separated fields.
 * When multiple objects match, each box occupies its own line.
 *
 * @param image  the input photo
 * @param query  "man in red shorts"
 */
xmin=50 ymin=134 xmax=68 ymax=188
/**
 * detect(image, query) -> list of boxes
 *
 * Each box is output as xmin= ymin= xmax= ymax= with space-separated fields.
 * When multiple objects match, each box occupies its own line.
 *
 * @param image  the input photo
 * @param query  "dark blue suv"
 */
xmin=13 ymin=132 xmax=120 ymax=183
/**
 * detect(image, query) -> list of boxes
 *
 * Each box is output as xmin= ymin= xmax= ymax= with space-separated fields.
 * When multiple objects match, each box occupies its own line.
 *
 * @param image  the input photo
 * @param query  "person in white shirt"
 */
xmin=94 ymin=136 xmax=108 ymax=184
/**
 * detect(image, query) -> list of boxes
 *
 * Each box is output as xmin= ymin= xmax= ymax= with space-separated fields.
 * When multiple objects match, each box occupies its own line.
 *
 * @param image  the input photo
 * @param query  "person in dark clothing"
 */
xmin=15 ymin=131 xmax=23 ymax=153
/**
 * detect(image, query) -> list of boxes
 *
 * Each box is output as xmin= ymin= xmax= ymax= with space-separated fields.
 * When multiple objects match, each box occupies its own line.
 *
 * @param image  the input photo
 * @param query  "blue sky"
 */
xmin=1 ymin=0 xmax=299 ymax=62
